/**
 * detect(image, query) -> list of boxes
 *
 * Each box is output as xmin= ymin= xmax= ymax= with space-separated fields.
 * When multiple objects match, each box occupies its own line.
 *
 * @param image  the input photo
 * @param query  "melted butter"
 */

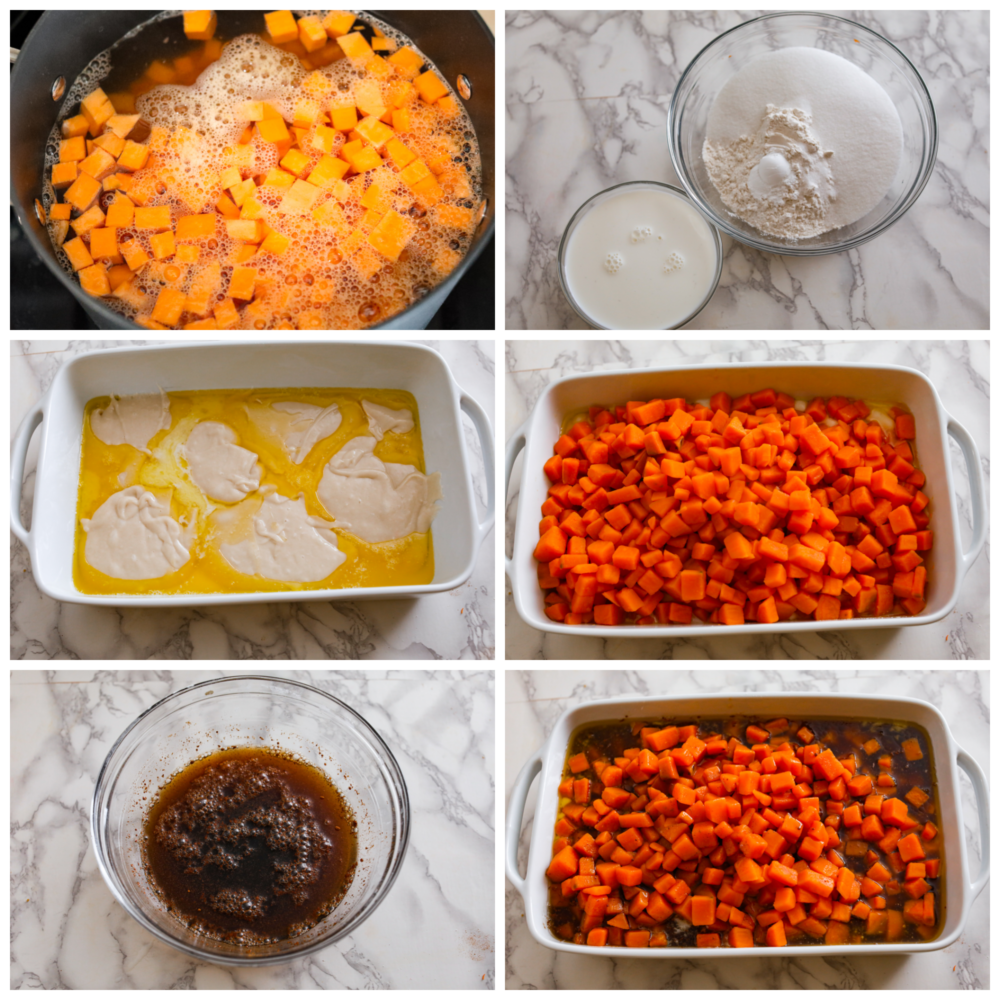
xmin=74 ymin=387 xmax=434 ymax=596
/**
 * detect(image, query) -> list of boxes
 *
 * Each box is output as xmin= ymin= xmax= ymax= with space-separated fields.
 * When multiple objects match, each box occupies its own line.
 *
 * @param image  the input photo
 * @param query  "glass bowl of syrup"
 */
xmin=91 ymin=675 xmax=409 ymax=965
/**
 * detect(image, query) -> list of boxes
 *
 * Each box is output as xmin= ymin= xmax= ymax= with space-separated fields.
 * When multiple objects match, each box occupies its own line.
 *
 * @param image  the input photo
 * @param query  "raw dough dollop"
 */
xmin=90 ymin=392 xmax=171 ymax=453
xmin=317 ymin=436 xmax=442 ymax=543
xmin=362 ymin=400 xmax=414 ymax=441
xmin=81 ymin=486 xmax=190 ymax=579
xmin=182 ymin=422 xmax=262 ymax=503
xmin=249 ymin=401 xmax=343 ymax=464
xmin=216 ymin=492 xmax=347 ymax=582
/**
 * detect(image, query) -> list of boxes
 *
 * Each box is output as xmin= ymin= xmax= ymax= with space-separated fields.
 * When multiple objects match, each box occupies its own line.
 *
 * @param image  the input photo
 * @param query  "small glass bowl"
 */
xmin=91 ymin=675 xmax=409 ymax=966
xmin=557 ymin=180 xmax=723 ymax=330
xmin=668 ymin=12 xmax=937 ymax=255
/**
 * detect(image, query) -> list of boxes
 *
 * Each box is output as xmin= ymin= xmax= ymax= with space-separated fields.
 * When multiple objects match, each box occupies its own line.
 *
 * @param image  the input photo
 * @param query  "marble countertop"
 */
xmin=505 ymin=10 xmax=989 ymax=330
xmin=11 ymin=668 xmax=495 ymax=989
xmin=505 ymin=669 xmax=989 ymax=989
xmin=10 ymin=339 xmax=495 ymax=660
xmin=505 ymin=339 xmax=989 ymax=659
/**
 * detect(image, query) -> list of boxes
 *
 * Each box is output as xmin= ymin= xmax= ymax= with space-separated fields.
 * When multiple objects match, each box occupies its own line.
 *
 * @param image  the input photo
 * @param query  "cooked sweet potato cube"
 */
xmin=215 ymin=192 xmax=240 ymax=219
xmin=386 ymin=79 xmax=416 ymax=109
xmin=355 ymin=115 xmax=394 ymax=148
xmin=263 ymin=168 xmax=296 ymax=189
xmin=265 ymin=10 xmax=299 ymax=45
xmin=437 ymin=95 xmax=460 ymax=116
xmin=239 ymin=197 xmax=266 ymax=220
xmin=81 ymin=88 xmax=115 ymax=135
xmin=239 ymin=101 xmax=265 ymax=121
xmin=61 ymin=115 xmax=90 ymax=139
xmin=259 ymin=230 xmax=291 ymax=256
xmin=117 ymin=140 xmax=150 ymax=172
xmin=70 ymin=205 xmax=106 ymax=238
xmin=93 ymin=132 xmax=126 ymax=159
xmin=337 ymin=31 xmax=373 ymax=65
xmin=149 ymin=231 xmax=176 ymax=260
xmin=367 ymin=208 xmax=413 ymax=262
xmin=388 ymin=45 xmax=424 ymax=78
xmin=106 ymin=114 xmax=142 ymax=139
xmin=59 ymin=137 xmax=87 ymax=162
xmin=135 ymin=206 xmax=172 ymax=231
xmin=120 ymin=238 xmax=150 ymax=272
xmin=78 ymin=147 xmax=117 ymax=181
xmin=277 ymin=179 xmax=322 ymax=215
xmin=184 ymin=262 xmax=221 ymax=314
xmin=385 ymin=137 xmax=416 ymax=169
xmin=391 ymin=108 xmax=411 ymax=133
xmin=102 ymin=175 xmax=121 ymax=192
xmin=213 ymin=297 xmax=239 ymax=329
xmin=184 ymin=317 xmax=218 ymax=330
xmin=63 ymin=172 xmax=102 ymax=213
xmin=78 ymin=263 xmax=111 ymax=297
xmin=307 ymin=154 xmax=350 ymax=188
xmin=183 ymin=10 xmax=217 ymax=41
xmin=298 ymin=15 xmax=327 ymax=52
xmin=176 ymin=214 xmax=217 ymax=240
xmin=343 ymin=143 xmax=382 ymax=173
xmin=220 ymin=166 xmax=242 ymax=190
xmin=400 ymin=159 xmax=431 ymax=188
xmin=228 ymin=265 xmax=257 ymax=301
xmin=151 ymin=287 xmax=187 ymax=326
xmin=414 ymin=70 xmax=448 ymax=104
xmin=360 ymin=182 xmax=386 ymax=211
xmin=62 ymin=236 xmax=95 ymax=271
xmin=312 ymin=199 xmax=350 ymax=233
xmin=311 ymin=124 xmax=339 ymax=153
xmin=435 ymin=203 xmax=475 ymax=230
xmin=229 ymin=178 xmax=258 ymax=208
xmin=256 ymin=117 xmax=291 ymax=144
xmin=51 ymin=161 xmax=78 ymax=189
xmin=230 ymin=243 xmax=257 ymax=264
xmin=50 ymin=203 xmax=73 ymax=221
xmin=322 ymin=10 xmax=356 ymax=37
xmin=293 ymin=100 xmax=321 ymax=126
xmin=89 ymin=227 xmax=119 ymax=260
xmin=225 ymin=218 xmax=265 ymax=242
xmin=106 ymin=263 xmax=133 ymax=291
xmin=279 ymin=148 xmax=311 ymax=177
xmin=330 ymin=106 xmax=358 ymax=132
xmin=412 ymin=173 xmax=443 ymax=206
xmin=353 ymin=79 xmax=386 ymax=119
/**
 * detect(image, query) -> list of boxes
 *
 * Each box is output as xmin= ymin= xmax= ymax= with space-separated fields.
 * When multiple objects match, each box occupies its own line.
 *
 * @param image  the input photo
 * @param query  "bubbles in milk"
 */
xmin=629 ymin=225 xmax=653 ymax=243
xmin=603 ymin=252 xmax=624 ymax=275
xmin=663 ymin=252 xmax=684 ymax=274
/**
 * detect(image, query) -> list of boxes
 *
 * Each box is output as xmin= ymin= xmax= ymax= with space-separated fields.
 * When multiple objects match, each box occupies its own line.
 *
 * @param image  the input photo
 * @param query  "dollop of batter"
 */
xmin=215 ymin=492 xmax=346 ymax=582
xmin=81 ymin=486 xmax=190 ymax=579
xmin=90 ymin=391 xmax=171 ymax=453
xmin=361 ymin=400 xmax=415 ymax=441
xmin=182 ymin=421 xmax=262 ymax=503
xmin=248 ymin=401 xmax=343 ymax=463
xmin=317 ymin=436 xmax=442 ymax=543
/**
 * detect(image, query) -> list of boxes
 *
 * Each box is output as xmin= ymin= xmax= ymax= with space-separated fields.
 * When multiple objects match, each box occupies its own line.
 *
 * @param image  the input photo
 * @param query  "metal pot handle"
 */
xmin=505 ymin=748 xmax=543 ymax=899
xmin=945 ymin=413 xmax=988 ymax=574
xmin=10 ymin=47 xmax=20 ymax=63
xmin=956 ymin=746 xmax=990 ymax=901
xmin=503 ymin=420 xmax=527 ymax=577
xmin=10 ymin=403 xmax=44 ymax=546
xmin=459 ymin=391 xmax=495 ymax=548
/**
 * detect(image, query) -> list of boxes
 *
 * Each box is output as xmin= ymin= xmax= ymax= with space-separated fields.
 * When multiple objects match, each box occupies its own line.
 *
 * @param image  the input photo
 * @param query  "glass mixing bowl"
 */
xmin=91 ymin=675 xmax=409 ymax=966
xmin=668 ymin=12 xmax=937 ymax=255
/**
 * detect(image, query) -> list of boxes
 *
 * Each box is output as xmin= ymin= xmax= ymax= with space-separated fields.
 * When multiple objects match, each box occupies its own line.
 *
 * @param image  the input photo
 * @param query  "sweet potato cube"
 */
xmin=435 ymin=203 xmax=475 ymax=230
xmin=228 ymin=265 xmax=257 ymax=301
xmin=261 ymin=168 xmax=294 ymax=190
xmin=59 ymin=136 xmax=87 ymax=162
xmin=239 ymin=101 xmax=265 ymax=121
xmin=120 ymin=238 xmax=150 ymax=272
xmin=293 ymin=100 xmax=322 ymax=127
xmin=78 ymin=263 xmax=111 ymax=297
xmin=230 ymin=244 xmax=257 ymax=264
xmin=385 ymin=137 xmax=416 ymax=169
xmin=256 ymin=117 xmax=291 ymax=144
xmin=322 ymin=11 xmax=356 ymax=37
xmin=220 ymin=166 xmax=242 ymax=190
xmin=279 ymin=148 xmax=311 ymax=177
xmin=225 ymin=218 xmax=264 ymax=243
xmin=81 ymin=88 xmax=115 ymax=135
xmin=353 ymin=79 xmax=386 ymax=118
xmin=337 ymin=31 xmax=373 ymax=65
xmin=355 ymin=115 xmax=394 ymax=148
xmin=229 ymin=177 xmax=258 ymax=208
xmin=151 ymin=286 xmax=187 ymax=326
xmin=93 ymin=132 xmax=126 ymax=158
xmin=62 ymin=236 xmax=95 ymax=272
xmin=239 ymin=197 xmax=265 ymax=220
xmin=213 ymin=297 xmax=240 ymax=328
xmin=106 ymin=114 xmax=142 ymax=139
xmin=311 ymin=124 xmax=339 ymax=153
xmin=216 ymin=192 xmax=240 ymax=218
xmin=185 ymin=262 xmax=221 ymax=314
xmin=386 ymin=79 xmax=415 ymax=109
xmin=50 ymin=203 xmax=73 ymax=221
xmin=149 ymin=230 xmax=176 ymax=260
xmin=177 ymin=244 xmax=201 ymax=264
xmin=412 ymin=174 xmax=444 ymax=207
xmin=388 ymin=45 xmax=424 ymax=78
xmin=312 ymin=199 xmax=350 ymax=233
xmin=298 ymin=15 xmax=327 ymax=52
xmin=175 ymin=213 xmax=216 ymax=240
xmin=277 ymin=179 xmax=322 ymax=215
xmin=89 ymin=227 xmax=119 ymax=260
xmin=360 ymin=182 xmax=385 ymax=211
xmin=78 ymin=147 xmax=117 ymax=181
xmin=307 ymin=154 xmax=350 ymax=188
xmin=61 ymin=115 xmax=90 ymax=139
xmin=259 ymin=230 xmax=291 ymax=256
xmin=135 ymin=206 xmax=172 ymax=231
xmin=183 ymin=10 xmax=217 ymax=41
xmin=265 ymin=10 xmax=299 ymax=45
xmin=414 ymin=70 xmax=448 ymax=104
xmin=70 ymin=205 xmax=106 ymax=237
xmin=117 ymin=140 xmax=150 ymax=172
xmin=437 ymin=94 xmax=460 ymax=116
xmin=367 ymin=208 xmax=413 ymax=262
xmin=344 ymin=144 xmax=382 ymax=173
xmin=51 ymin=161 xmax=78 ymax=189
xmin=146 ymin=60 xmax=177 ymax=84
xmin=106 ymin=263 xmax=133 ymax=291
xmin=330 ymin=106 xmax=358 ymax=132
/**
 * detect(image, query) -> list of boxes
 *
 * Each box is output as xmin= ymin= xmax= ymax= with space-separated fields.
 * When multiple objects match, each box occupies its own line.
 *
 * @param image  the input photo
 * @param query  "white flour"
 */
xmin=703 ymin=47 xmax=903 ymax=240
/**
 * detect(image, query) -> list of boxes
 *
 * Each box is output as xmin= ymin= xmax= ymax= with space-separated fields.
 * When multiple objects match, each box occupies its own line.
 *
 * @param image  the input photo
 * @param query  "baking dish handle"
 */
xmin=10 ymin=403 xmax=44 ymax=546
xmin=505 ymin=748 xmax=543 ymax=899
xmin=504 ymin=421 xmax=528 ymax=577
xmin=956 ymin=747 xmax=990 ymax=901
xmin=460 ymin=391 xmax=495 ymax=546
xmin=946 ymin=414 xmax=987 ymax=573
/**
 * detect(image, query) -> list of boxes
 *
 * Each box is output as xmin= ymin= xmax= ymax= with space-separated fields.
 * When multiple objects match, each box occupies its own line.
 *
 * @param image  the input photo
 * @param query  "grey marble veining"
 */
xmin=505 ymin=339 xmax=989 ymax=659
xmin=10 ymin=339 xmax=495 ymax=660
xmin=505 ymin=669 xmax=989 ymax=989
xmin=11 ymin=669 xmax=495 ymax=989
xmin=505 ymin=10 xmax=989 ymax=329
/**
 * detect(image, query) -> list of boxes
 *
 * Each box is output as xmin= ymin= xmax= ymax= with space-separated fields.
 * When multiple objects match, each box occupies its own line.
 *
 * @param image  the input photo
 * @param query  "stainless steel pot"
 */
xmin=10 ymin=10 xmax=495 ymax=330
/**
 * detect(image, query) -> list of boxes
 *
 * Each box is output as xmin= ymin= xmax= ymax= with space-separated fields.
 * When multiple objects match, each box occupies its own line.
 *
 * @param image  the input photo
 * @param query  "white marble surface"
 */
xmin=505 ymin=339 xmax=989 ymax=659
xmin=505 ymin=10 xmax=989 ymax=329
xmin=10 ymin=339 xmax=495 ymax=660
xmin=505 ymin=669 xmax=989 ymax=989
xmin=11 ymin=668 xmax=495 ymax=989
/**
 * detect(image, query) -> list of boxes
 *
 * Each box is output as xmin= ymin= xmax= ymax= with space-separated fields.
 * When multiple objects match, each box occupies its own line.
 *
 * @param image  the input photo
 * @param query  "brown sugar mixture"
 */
xmin=142 ymin=746 xmax=357 ymax=945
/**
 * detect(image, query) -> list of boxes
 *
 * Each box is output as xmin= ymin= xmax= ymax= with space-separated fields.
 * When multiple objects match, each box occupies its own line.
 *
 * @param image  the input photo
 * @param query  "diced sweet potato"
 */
xmin=117 ymin=140 xmax=150 ymax=172
xmin=322 ymin=10 xmax=356 ymax=37
xmin=353 ymin=79 xmax=386 ymax=118
xmin=277 ymin=179 xmax=322 ymax=215
xmin=70 ymin=206 xmax=106 ymax=238
xmin=435 ymin=203 xmax=475 ymax=230
xmin=337 ymin=31 xmax=373 ymax=65
xmin=228 ymin=265 xmax=257 ymax=301
xmin=62 ymin=236 xmax=95 ymax=272
xmin=298 ymin=15 xmax=327 ymax=52
xmin=213 ymin=297 xmax=240 ymax=328
xmin=51 ymin=161 xmax=78 ymax=189
xmin=135 ymin=206 xmax=172 ymax=231
xmin=225 ymin=218 xmax=264 ymax=242
xmin=229 ymin=177 xmax=257 ymax=208
xmin=81 ymin=88 xmax=115 ymax=136
xmin=106 ymin=114 xmax=143 ymax=140
xmin=61 ymin=115 xmax=90 ymax=139
xmin=49 ymin=203 xmax=73 ymax=222
xmin=265 ymin=10 xmax=299 ymax=45
xmin=355 ymin=115 xmax=394 ymax=148
xmin=385 ymin=137 xmax=416 ymax=169
xmin=367 ymin=209 xmax=413 ymax=262
xmin=59 ymin=136 xmax=87 ymax=162
xmin=64 ymin=173 xmax=102 ymax=214
xmin=259 ymin=230 xmax=291 ymax=256
xmin=183 ymin=10 xmax=217 ymax=41
xmin=256 ymin=117 xmax=291 ymax=144
xmin=120 ymin=238 xmax=150 ymax=272
xmin=279 ymin=148 xmax=311 ymax=177
xmin=388 ymin=45 xmax=424 ymax=79
xmin=89 ymin=228 xmax=119 ymax=260
xmin=151 ymin=286 xmax=187 ymax=326
xmin=414 ymin=70 xmax=448 ymax=104
xmin=78 ymin=263 xmax=111 ymax=297
xmin=330 ymin=106 xmax=358 ymax=132
xmin=93 ymin=132 xmax=126 ymax=159
xmin=391 ymin=108 xmax=411 ymax=132
xmin=307 ymin=154 xmax=350 ymax=189
xmin=176 ymin=214 xmax=217 ymax=240
xmin=78 ymin=146 xmax=117 ymax=181
xmin=342 ymin=142 xmax=382 ymax=173
xmin=106 ymin=263 xmax=133 ymax=291
xmin=149 ymin=231 xmax=176 ymax=260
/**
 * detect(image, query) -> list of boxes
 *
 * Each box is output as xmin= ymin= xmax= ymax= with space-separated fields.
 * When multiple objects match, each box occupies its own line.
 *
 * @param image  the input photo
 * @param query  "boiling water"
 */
xmin=563 ymin=185 xmax=719 ymax=330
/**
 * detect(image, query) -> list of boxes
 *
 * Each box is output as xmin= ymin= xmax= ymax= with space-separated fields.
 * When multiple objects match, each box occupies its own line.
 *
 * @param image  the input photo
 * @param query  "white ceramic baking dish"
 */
xmin=11 ymin=340 xmax=494 ymax=607
xmin=505 ymin=362 xmax=986 ymax=637
xmin=506 ymin=692 xmax=989 ymax=957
